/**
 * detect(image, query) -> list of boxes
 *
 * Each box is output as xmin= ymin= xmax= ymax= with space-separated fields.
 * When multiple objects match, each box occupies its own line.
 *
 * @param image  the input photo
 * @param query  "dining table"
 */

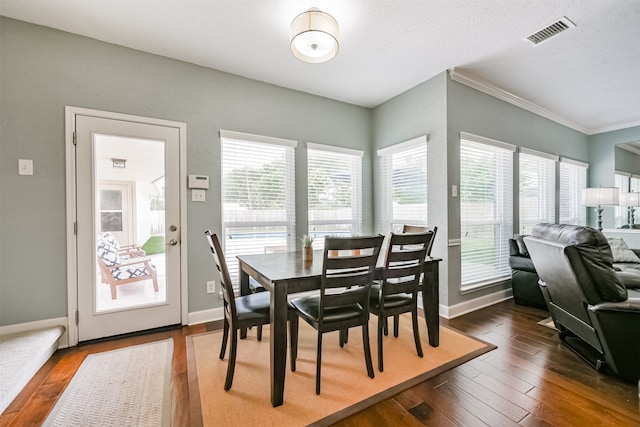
xmin=237 ymin=249 xmax=442 ymax=407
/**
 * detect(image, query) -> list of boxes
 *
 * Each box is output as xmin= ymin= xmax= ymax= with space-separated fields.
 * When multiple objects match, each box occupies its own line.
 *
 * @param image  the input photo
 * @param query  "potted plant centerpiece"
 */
xmin=301 ymin=234 xmax=314 ymax=261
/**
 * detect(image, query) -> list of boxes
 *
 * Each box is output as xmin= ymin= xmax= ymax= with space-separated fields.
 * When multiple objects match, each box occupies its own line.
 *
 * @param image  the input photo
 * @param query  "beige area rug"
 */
xmin=43 ymin=339 xmax=173 ymax=427
xmin=188 ymin=314 xmax=495 ymax=426
xmin=537 ymin=316 xmax=557 ymax=330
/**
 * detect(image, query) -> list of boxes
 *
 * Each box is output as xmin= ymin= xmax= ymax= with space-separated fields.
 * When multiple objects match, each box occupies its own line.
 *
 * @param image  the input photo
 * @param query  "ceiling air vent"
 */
xmin=525 ymin=17 xmax=576 ymax=46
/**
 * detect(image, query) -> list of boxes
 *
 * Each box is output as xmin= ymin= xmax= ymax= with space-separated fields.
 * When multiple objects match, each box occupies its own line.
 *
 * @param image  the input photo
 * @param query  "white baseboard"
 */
xmin=188 ymin=307 xmax=224 ymax=325
xmin=440 ymin=288 xmax=513 ymax=319
xmin=0 ymin=317 xmax=69 ymax=349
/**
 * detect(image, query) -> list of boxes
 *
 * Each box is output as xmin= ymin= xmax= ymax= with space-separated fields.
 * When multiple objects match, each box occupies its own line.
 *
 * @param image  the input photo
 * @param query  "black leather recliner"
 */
xmin=524 ymin=223 xmax=640 ymax=383
xmin=508 ymin=235 xmax=547 ymax=310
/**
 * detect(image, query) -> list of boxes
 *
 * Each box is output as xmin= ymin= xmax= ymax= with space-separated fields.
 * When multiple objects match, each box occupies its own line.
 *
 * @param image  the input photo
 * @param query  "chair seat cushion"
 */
xmin=370 ymin=282 xmax=413 ymax=309
xmin=290 ymin=296 xmax=362 ymax=324
xmin=112 ymin=263 xmax=154 ymax=280
xmin=370 ymin=292 xmax=412 ymax=309
xmin=235 ymin=292 xmax=270 ymax=321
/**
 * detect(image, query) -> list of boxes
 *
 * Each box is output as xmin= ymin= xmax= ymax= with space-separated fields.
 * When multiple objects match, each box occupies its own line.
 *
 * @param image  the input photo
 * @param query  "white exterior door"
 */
xmin=69 ymin=109 xmax=185 ymax=342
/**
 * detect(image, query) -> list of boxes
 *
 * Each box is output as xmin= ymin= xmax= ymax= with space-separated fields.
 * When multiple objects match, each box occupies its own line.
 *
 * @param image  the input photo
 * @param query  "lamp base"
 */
xmin=594 ymin=206 xmax=603 ymax=231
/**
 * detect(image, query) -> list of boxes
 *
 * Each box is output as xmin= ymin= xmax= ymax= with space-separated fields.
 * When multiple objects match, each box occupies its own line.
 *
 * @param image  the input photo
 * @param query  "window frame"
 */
xmin=220 ymin=130 xmax=297 ymax=284
xmin=377 ymin=135 xmax=428 ymax=234
xmin=307 ymin=142 xmax=363 ymax=249
xmin=559 ymin=157 xmax=588 ymax=226
xmin=459 ymin=132 xmax=515 ymax=290
xmin=518 ymin=148 xmax=558 ymax=235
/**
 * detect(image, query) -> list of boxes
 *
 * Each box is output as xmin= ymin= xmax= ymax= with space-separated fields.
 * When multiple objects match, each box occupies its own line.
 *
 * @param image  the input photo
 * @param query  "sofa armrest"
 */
xmin=617 ymin=271 xmax=640 ymax=289
xmin=508 ymin=255 xmax=537 ymax=273
xmin=508 ymin=239 xmax=519 ymax=257
xmin=589 ymin=297 xmax=640 ymax=313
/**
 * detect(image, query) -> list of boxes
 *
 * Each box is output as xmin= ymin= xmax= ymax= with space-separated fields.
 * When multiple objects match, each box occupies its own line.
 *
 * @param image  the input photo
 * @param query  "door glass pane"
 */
xmin=94 ymin=134 xmax=167 ymax=313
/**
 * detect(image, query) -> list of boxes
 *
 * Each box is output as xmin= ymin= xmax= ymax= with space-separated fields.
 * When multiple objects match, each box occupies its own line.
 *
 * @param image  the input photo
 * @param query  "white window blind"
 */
xmin=307 ymin=143 xmax=362 ymax=249
xmin=559 ymin=158 xmax=588 ymax=225
xmin=220 ymin=130 xmax=296 ymax=284
xmin=377 ymin=136 xmax=428 ymax=234
xmin=519 ymin=150 xmax=557 ymax=234
xmin=615 ymin=172 xmax=630 ymax=227
xmin=460 ymin=134 xmax=514 ymax=288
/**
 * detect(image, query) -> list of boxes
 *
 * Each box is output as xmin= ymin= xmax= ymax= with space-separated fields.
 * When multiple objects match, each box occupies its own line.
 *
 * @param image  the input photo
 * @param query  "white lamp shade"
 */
xmin=581 ymin=187 xmax=619 ymax=206
xmin=290 ymin=8 xmax=339 ymax=63
xmin=620 ymin=192 xmax=640 ymax=207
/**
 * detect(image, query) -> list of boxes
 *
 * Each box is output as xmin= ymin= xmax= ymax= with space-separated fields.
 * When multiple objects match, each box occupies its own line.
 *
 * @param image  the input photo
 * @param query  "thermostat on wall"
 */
xmin=188 ymin=175 xmax=209 ymax=189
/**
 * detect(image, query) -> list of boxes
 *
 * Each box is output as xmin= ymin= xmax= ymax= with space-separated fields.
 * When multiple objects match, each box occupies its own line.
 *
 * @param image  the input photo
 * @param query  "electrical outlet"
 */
xmin=206 ymin=280 xmax=215 ymax=294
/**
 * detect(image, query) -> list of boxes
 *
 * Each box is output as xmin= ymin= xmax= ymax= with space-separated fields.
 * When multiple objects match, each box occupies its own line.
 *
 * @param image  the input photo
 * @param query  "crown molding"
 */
xmin=591 ymin=120 xmax=640 ymax=135
xmin=449 ymin=68 xmax=607 ymax=135
xmin=618 ymin=142 xmax=640 ymax=156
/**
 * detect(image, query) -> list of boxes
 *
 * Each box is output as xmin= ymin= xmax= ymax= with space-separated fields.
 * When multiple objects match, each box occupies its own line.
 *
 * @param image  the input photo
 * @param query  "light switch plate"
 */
xmin=192 ymin=189 xmax=206 ymax=202
xmin=18 ymin=159 xmax=33 ymax=176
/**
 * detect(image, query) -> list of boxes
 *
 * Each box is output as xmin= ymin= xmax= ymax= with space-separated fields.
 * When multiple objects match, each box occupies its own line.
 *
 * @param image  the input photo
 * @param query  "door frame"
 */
xmin=65 ymin=106 xmax=188 ymax=346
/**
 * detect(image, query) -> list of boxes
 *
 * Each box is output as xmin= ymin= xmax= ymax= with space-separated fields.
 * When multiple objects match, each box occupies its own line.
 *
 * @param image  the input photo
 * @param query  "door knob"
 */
xmin=166 ymin=239 xmax=178 ymax=246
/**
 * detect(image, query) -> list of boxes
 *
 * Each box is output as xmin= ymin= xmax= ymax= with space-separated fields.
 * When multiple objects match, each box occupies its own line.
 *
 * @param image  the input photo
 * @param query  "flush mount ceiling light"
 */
xmin=290 ymin=7 xmax=339 ymax=64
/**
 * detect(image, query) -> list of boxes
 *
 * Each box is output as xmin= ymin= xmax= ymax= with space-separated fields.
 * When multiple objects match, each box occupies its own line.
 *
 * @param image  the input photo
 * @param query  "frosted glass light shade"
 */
xmin=620 ymin=192 xmax=640 ymax=207
xmin=290 ymin=8 xmax=339 ymax=63
xmin=581 ymin=187 xmax=619 ymax=206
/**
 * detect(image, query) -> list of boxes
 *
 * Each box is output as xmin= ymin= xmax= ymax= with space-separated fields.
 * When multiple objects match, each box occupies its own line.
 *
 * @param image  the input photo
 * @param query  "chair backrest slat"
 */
xmin=205 ymin=231 xmax=237 ymax=319
xmin=401 ymin=225 xmax=438 ymax=256
xmin=319 ymin=235 xmax=384 ymax=325
xmin=380 ymin=232 xmax=431 ymax=301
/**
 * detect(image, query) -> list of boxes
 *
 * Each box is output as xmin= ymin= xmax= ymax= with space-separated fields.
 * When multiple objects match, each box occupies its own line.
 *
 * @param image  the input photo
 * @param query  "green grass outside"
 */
xmin=461 ymin=238 xmax=496 ymax=265
xmin=141 ymin=235 xmax=165 ymax=255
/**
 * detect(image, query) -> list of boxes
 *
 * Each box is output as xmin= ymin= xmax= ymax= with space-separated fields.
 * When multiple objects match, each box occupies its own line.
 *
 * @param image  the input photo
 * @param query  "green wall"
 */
xmin=371 ymin=72 xmax=449 ymax=304
xmin=0 ymin=17 xmax=372 ymax=325
xmin=372 ymin=73 xmax=590 ymax=308
xmin=2 ymin=16 xmax=638 ymax=326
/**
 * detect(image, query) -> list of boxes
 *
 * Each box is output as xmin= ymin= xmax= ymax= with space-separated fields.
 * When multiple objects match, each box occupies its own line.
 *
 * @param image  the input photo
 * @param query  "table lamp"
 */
xmin=620 ymin=192 xmax=640 ymax=226
xmin=581 ymin=187 xmax=619 ymax=231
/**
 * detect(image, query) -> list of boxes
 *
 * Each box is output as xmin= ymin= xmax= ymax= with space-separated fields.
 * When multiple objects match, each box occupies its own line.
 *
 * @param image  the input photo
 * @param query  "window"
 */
xmin=519 ymin=149 xmax=557 ymax=234
xmin=460 ymin=133 xmax=514 ymax=288
xmin=307 ymin=143 xmax=363 ymax=249
xmin=559 ymin=158 xmax=588 ymax=225
xmin=220 ymin=130 xmax=296 ymax=284
xmin=377 ymin=136 xmax=428 ymax=234
xmin=631 ymin=175 xmax=640 ymax=192
xmin=614 ymin=172 xmax=630 ymax=227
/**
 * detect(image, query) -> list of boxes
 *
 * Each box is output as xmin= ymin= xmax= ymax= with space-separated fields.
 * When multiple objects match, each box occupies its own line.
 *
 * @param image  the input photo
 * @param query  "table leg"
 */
xmin=270 ymin=282 xmax=288 ymax=407
xmin=422 ymin=261 xmax=440 ymax=347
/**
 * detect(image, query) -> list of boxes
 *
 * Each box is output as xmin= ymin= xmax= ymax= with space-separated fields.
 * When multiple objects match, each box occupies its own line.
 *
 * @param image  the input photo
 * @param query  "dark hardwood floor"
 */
xmin=1 ymin=300 xmax=638 ymax=426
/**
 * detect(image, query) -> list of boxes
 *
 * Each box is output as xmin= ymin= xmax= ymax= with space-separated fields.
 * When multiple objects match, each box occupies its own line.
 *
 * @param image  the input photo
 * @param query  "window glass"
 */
xmin=377 ymin=137 xmax=427 ymax=233
xmin=221 ymin=131 xmax=296 ymax=284
xmin=460 ymin=135 xmax=514 ymax=287
xmin=559 ymin=160 xmax=588 ymax=225
xmin=519 ymin=151 xmax=556 ymax=234
xmin=308 ymin=144 xmax=362 ymax=249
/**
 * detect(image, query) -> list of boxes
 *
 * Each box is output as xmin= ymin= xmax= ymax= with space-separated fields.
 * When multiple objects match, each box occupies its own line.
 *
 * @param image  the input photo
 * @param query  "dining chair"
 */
xmin=402 ymin=224 xmax=438 ymax=256
xmin=204 ymin=230 xmax=298 ymax=391
xmin=369 ymin=231 xmax=431 ymax=372
xmin=289 ymin=235 xmax=384 ymax=394
xmin=384 ymin=224 xmax=438 ymax=337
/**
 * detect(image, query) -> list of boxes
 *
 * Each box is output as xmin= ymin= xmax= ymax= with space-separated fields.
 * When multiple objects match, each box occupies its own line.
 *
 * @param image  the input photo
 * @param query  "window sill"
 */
xmin=460 ymin=277 xmax=510 ymax=294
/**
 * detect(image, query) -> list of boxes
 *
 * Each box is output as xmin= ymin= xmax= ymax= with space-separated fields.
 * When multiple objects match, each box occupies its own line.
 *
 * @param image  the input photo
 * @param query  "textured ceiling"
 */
xmin=1 ymin=0 xmax=639 ymax=134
